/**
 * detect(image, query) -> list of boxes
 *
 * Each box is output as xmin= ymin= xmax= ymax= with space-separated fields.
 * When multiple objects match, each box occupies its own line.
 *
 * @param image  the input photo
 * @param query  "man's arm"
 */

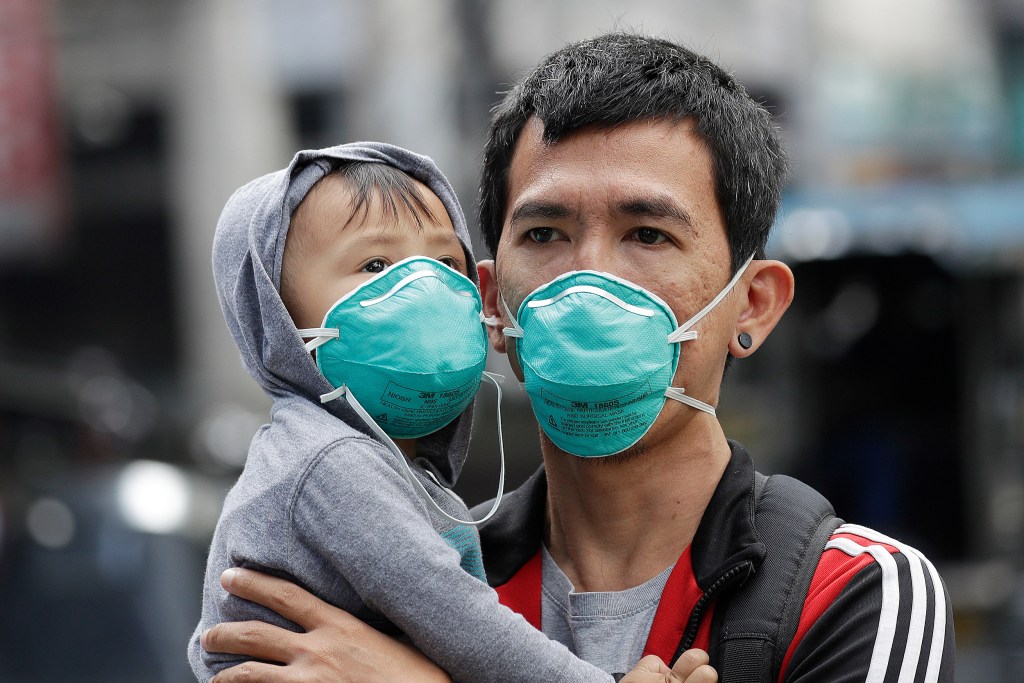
xmin=780 ymin=525 xmax=954 ymax=682
xmin=202 ymin=569 xmax=719 ymax=683
xmin=201 ymin=568 xmax=451 ymax=683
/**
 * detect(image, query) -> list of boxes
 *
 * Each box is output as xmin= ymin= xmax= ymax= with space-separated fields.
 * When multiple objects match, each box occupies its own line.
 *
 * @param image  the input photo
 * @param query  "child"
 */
xmin=187 ymin=142 xmax=710 ymax=683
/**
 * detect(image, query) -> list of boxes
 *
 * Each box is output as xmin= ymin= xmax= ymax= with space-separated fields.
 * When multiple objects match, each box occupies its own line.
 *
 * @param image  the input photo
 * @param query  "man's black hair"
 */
xmin=479 ymin=33 xmax=788 ymax=272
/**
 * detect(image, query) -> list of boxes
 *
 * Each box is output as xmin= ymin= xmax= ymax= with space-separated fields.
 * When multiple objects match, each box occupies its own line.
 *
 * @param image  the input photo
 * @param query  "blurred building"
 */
xmin=0 ymin=0 xmax=1022 ymax=680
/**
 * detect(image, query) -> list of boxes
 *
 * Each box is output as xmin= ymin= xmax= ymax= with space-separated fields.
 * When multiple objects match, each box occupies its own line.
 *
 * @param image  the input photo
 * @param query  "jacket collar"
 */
xmin=477 ymin=441 xmax=766 ymax=590
xmin=477 ymin=465 xmax=548 ymax=586
xmin=690 ymin=441 xmax=766 ymax=588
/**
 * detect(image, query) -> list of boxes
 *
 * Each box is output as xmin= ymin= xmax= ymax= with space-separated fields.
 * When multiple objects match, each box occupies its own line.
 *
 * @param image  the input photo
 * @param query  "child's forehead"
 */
xmin=344 ymin=214 xmax=461 ymax=246
xmin=318 ymin=172 xmax=452 ymax=224
xmin=293 ymin=173 xmax=459 ymax=247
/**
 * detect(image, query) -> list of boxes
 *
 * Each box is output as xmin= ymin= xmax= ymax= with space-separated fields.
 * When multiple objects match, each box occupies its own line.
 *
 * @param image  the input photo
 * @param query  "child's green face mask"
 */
xmin=300 ymin=256 xmax=489 ymax=438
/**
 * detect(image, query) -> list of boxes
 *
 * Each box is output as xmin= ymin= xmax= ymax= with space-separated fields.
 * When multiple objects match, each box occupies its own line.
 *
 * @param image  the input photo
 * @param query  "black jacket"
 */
xmin=475 ymin=442 xmax=955 ymax=682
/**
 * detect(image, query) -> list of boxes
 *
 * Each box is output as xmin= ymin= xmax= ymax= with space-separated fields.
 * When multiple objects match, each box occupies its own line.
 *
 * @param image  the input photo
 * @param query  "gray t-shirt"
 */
xmin=540 ymin=546 xmax=675 ymax=675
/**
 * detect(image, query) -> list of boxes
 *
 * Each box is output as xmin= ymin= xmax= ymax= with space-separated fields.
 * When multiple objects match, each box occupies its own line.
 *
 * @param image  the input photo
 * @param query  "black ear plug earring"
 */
xmin=738 ymin=332 xmax=753 ymax=350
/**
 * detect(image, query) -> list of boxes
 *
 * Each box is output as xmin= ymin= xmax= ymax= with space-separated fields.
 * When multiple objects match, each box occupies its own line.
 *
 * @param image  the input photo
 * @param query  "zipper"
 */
xmin=670 ymin=560 xmax=755 ymax=665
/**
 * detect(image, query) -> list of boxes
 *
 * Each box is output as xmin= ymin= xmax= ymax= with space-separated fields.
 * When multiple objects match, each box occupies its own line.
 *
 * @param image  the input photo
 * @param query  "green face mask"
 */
xmin=299 ymin=256 xmax=489 ymax=438
xmin=500 ymin=257 xmax=752 ymax=458
xmin=299 ymin=256 xmax=507 ymax=528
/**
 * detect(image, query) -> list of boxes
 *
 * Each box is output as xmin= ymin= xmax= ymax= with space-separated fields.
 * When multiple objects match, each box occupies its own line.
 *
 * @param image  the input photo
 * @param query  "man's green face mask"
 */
xmin=500 ymin=258 xmax=752 ymax=457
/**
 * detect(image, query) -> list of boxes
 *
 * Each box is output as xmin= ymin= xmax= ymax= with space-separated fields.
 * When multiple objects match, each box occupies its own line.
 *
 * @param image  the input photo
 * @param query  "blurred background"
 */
xmin=1 ymin=0 xmax=1023 ymax=680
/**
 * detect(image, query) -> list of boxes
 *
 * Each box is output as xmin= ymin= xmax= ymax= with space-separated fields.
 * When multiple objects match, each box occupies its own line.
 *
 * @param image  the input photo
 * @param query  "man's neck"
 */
xmin=542 ymin=411 xmax=731 ymax=593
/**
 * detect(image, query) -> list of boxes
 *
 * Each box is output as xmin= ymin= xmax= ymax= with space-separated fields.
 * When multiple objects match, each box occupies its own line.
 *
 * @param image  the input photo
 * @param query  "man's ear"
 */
xmin=477 ymin=260 xmax=507 ymax=355
xmin=728 ymin=259 xmax=795 ymax=357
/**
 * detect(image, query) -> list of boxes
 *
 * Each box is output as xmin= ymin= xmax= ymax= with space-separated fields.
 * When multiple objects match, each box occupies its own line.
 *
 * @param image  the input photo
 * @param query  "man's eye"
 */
xmin=527 ymin=227 xmax=557 ymax=243
xmin=634 ymin=228 xmax=667 ymax=245
xmin=362 ymin=259 xmax=389 ymax=273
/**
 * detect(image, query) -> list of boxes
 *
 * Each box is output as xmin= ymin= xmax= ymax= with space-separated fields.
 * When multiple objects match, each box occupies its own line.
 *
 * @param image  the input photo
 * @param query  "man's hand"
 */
xmin=620 ymin=650 xmax=718 ymax=683
xmin=201 ymin=568 xmax=450 ymax=683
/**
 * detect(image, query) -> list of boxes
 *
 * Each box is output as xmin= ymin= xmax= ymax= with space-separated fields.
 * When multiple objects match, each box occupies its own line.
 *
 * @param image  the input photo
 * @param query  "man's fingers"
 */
xmin=671 ymin=649 xmax=710 ymax=678
xmin=634 ymin=654 xmax=671 ymax=673
xmin=210 ymin=660 xmax=286 ymax=683
xmin=221 ymin=568 xmax=325 ymax=629
xmin=684 ymin=665 xmax=717 ymax=683
xmin=619 ymin=654 xmax=672 ymax=681
xmin=201 ymin=621 xmax=296 ymax=663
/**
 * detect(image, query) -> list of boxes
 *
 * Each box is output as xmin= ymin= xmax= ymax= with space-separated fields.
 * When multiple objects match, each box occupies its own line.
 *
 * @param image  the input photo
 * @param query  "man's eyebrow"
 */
xmin=616 ymin=196 xmax=694 ymax=227
xmin=509 ymin=200 xmax=574 ymax=224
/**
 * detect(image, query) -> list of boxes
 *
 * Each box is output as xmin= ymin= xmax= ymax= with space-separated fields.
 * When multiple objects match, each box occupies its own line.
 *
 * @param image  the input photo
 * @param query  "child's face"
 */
xmin=281 ymin=175 xmax=467 ymax=330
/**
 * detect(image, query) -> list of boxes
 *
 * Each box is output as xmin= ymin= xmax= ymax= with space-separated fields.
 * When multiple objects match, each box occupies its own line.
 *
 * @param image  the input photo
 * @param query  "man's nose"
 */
xmin=570 ymin=233 xmax=616 ymax=272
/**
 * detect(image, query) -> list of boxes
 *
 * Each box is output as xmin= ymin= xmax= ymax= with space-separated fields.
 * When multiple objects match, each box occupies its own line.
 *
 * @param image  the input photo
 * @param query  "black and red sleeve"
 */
xmin=780 ymin=524 xmax=955 ymax=683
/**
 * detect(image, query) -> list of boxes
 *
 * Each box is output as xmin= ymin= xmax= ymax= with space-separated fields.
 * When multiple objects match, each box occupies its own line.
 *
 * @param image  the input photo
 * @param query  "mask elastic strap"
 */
xmin=499 ymin=294 xmax=523 ymax=338
xmin=298 ymin=327 xmax=339 ymax=353
xmin=667 ymin=256 xmax=754 ymax=344
xmin=323 ymin=374 xmax=506 ymax=527
xmin=663 ymin=256 xmax=753 ymax=417
xmin=664 ymin=387 xmax=717 ymax=416
xmin=461 ymin=371 xmax=507 ymax=524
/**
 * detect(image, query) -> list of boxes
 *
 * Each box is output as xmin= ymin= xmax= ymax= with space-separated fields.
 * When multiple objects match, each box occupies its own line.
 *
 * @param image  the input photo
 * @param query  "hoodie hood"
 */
xmin=212 ymin=142 xmax=479 ymax=485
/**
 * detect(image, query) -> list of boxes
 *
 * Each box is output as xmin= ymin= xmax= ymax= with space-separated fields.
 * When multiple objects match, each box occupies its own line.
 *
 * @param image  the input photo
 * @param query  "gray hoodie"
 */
xmin=187 ymin=142 xmax=610 ymax=682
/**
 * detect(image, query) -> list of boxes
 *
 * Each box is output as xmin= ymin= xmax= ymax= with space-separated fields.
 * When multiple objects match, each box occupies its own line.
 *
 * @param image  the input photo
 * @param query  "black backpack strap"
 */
xmin=714 ymin=472 xmax=843 ymax=683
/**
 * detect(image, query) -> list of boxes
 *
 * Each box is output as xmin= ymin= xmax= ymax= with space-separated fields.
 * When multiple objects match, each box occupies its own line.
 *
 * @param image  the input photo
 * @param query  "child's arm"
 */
xmin=290 ymin=438 xmax=613 ymax=683
xmin=200 ymin=569 xmax=718 ymax=683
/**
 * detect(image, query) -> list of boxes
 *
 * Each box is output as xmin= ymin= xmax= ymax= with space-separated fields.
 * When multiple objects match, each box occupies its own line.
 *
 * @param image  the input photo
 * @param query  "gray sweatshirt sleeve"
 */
xmin=291 ymin=438 xmax=613 ymax=683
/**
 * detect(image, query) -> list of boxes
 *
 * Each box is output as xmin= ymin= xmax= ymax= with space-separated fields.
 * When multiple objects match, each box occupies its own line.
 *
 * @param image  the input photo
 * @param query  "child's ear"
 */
xmin=727 ymin=259 xmax=795 ymax=358
xmin=477 ymin=260 xmax=508 ymax=355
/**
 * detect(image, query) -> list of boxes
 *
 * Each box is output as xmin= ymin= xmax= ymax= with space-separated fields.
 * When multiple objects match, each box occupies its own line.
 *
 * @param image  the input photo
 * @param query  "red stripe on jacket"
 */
xmin=778 ymin=533 xmax=900 ymax=680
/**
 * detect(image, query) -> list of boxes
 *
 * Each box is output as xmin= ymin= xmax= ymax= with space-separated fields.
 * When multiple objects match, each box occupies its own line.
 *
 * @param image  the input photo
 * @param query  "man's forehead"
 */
xmin=507 ymin=117 xmax=707 ymax=177
xmin=504 ymin=119 xmax=715 ymax=217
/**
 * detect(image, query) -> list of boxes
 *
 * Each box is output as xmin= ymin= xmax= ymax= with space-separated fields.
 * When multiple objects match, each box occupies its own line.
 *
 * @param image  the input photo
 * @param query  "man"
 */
xmin=201 ymin=33 xmax=954 ymax=682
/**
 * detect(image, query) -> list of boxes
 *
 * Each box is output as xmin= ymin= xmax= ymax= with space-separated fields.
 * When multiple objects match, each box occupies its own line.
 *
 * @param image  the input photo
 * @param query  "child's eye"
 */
xmin=362 ymin=258 xmax=389 ymax=273
xmin=436 ymin=256 xmax=460 ymax=270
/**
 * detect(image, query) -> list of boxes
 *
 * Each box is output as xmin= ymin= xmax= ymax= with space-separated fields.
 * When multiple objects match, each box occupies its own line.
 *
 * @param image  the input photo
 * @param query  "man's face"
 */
xmin=490 ymin=117 xmax=740 ymax=433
